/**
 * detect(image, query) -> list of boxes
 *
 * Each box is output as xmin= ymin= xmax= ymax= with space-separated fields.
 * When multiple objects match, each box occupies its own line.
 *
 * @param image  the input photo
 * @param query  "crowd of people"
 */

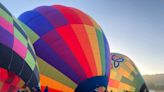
xmin=17 ymin=86 xmax=48 ymax=92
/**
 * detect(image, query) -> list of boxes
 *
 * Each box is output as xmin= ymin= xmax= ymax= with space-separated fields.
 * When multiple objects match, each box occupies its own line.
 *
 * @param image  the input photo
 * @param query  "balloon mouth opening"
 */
xmin=75 ymin=76 xmax=108 ymax=92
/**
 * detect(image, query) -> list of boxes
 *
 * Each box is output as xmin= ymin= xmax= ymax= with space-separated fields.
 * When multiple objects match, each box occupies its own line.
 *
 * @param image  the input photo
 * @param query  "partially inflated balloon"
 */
xmin=108 ymin=53 xmax=149 ymax=92
xmin=0 ymin=3 xmax=40 ymax=92
xmin=19 ymin=5 xmax=110 ymax=92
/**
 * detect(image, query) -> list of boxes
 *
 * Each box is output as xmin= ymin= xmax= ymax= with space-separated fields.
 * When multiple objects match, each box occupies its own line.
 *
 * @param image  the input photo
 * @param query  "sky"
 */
xmin=1 ymin=0 xmax=164 ymax=75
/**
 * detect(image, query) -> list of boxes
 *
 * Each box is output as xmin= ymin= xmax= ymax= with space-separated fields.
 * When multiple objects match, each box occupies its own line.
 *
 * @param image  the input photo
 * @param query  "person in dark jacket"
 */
xmin=44 ymin=86 xmax=48 ymax=92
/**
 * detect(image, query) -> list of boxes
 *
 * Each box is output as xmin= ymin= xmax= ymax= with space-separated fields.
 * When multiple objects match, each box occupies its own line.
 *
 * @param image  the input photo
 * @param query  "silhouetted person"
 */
xmin=32 ymin=87 xmax=37 ymax=92
xmin=32 ymin=86 xmax=41 ymax=92
xmin=44 ymin=86 xmax=48 ymax=92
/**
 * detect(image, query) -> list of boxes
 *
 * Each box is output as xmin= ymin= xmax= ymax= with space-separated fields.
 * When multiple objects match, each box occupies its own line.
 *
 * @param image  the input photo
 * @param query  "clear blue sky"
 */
xmin=1 ymin=0 xmax=164 ymax=75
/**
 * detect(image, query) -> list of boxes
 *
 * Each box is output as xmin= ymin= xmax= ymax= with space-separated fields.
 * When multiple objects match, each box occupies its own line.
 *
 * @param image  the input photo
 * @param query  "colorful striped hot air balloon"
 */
xmin=0 ymin=3 xmax=40 ymax=92
xmin=19 ymin=5 xmax=110 ymax=92
xmin=108 ymin=53 xmax=149 ymax=92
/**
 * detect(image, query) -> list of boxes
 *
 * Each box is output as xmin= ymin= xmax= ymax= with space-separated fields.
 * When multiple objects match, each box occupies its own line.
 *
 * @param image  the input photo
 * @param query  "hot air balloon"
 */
xmin=19 ymin=5 xmax=110 ymax=92
xmin=108 ymin=53 xmax=149 ymax=92
xmin=0 ymin=3 xmax=40 ymax=92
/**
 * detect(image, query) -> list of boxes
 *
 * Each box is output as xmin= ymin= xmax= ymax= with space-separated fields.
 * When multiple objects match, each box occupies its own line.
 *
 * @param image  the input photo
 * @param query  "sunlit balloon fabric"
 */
xmin=19 ymin=5 xmax=110 ymax=92
xmin=108 ymin=53 xmax=149 ymax=92
xmin=0 ymin=3 xmax=40 ymax=91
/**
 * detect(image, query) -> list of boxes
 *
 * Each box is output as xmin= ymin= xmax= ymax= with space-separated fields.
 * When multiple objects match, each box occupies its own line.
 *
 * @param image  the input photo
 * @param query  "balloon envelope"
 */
xmin=0 ymin=3 xmax=40 ymax=91
xmin=108 ymin=53 xmax=149 ymax=92
xmin=19 ymin=5 xmax=110 ymax=92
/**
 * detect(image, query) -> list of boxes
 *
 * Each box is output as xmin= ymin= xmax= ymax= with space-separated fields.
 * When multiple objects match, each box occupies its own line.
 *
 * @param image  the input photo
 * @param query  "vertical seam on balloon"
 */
xmin=18 ymin=58 xmax=25 ymax=76
xmin=29 ymin=7 xmax=85 ymax=83
xmin=56 ymin=25 xmax=90 ymax=80
xmin=70 ymin=24 xmax=97 ymax=77
xmin=84 ymin=25 xmax=102 ymax=76
xmin=20 ymin=10 xmax=42 ymax=40
xmin=52 ymin=6 xmax=91 ymax=79
xmin=96 ymin=29 xmax=106 ymax=75
xmin=69 ymin=7 xmax=98 ymax=77
xmin=103 ymin=33 xmax=110 ymax=76
xmin=35 ymin=39 xmax=82 ymax=83
xmin=8 ymin=48 xmax=13 ymax=71
xmin=71 ymin=8 xmax=98 ymax=76
xmin=26 ymin=72 xmax=33 ymax=86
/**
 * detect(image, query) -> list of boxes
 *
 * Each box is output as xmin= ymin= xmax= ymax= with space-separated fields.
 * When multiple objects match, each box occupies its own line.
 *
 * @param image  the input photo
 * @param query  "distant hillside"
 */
xmin=143 ymin=74 xmax=164 ymax=90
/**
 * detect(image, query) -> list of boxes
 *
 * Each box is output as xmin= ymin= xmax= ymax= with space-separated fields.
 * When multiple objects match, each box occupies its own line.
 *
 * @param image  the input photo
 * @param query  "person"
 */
xmin=36 ymin=86 xmax=41 ymax=92
xmin=17 ymin=85 xmax=29 ymax=92
xmin=44 ymin=86 xmax=48 ymax=92
xmin=32 ymin=87 xmax=37 ymax=92
xmin=32 ymin=86 xmax=41 ymax=92
xmin=17 ymin=89 xmax=21 ymax=92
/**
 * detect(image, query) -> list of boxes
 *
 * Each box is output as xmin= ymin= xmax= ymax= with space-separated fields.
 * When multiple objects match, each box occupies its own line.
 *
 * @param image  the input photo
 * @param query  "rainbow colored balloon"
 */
xmin=19 ymin=5 xmax=110 ymax=92
xmin=108 ymin=53 xmax=149 ymax=92
xmin=0 ymin=3 xmax=39 ymax=92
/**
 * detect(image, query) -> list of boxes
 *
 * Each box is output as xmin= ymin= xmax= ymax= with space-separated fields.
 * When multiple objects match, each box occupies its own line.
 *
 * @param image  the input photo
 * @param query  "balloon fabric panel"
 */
xmin=37 ymin=57 xmax=77 ymax=89
xmin=0 ymin=3 xmax=40 ymax=90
